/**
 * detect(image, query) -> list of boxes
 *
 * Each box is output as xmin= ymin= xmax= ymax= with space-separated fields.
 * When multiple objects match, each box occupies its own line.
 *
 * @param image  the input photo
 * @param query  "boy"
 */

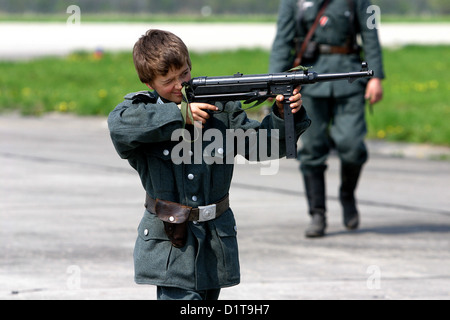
xmin=108 ymin=29 xmax=310 ymax=300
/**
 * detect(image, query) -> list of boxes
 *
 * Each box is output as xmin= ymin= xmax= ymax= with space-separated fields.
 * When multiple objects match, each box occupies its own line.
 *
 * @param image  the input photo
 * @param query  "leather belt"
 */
xmin=145 ymin=194 xmax=229 ymax=223
xmin=319 ymin=44 xmax=359 ymax=55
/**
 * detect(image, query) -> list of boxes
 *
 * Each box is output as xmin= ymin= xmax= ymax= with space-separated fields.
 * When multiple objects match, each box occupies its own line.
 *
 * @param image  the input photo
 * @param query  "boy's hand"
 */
xmin=184 ymin=103 xmax=219 ymax=127
xmin=275 ymin=86 xmax=303 ymax=119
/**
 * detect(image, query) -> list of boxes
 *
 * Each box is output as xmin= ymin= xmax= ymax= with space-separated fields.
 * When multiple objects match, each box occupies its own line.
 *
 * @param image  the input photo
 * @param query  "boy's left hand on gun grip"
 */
xmin=276 ymin=86 xmax=303 ymax=118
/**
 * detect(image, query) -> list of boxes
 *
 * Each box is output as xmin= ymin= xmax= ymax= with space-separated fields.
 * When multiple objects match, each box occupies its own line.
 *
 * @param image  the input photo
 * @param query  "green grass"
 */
xmin=0 ymin=51 xmax=137 ymax=115
xmin=366 ymin=45 xmax=450 ymax=145
xmin=0 ymin=46 xmax=449 ymax=146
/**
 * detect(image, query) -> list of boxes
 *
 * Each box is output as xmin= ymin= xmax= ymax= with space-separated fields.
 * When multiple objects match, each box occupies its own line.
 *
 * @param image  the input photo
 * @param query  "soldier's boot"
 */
xmin=303 ymin=171 xmax=327 ymax=238
xmin=339 ymin=164 xmax=362 ymax=230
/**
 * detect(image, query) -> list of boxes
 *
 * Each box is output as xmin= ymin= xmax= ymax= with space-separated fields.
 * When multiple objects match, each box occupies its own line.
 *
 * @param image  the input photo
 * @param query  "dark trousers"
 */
xmin=298 ymin=93 xmax=368 ymax=174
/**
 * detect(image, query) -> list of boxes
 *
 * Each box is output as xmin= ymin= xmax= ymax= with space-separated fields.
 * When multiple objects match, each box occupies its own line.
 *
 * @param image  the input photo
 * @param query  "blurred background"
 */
xmin=0 ymin=0 xmax=449 ymax=147
xmin=1 ymin=0 xmax=449 ymax=301
xmin=1 ymin=0 xmax=449 ymax=16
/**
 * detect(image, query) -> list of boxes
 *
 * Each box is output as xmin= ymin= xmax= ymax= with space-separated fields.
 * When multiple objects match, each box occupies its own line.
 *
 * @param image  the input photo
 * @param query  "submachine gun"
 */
xmin=182 ymin=62 xmax=373 ymax=159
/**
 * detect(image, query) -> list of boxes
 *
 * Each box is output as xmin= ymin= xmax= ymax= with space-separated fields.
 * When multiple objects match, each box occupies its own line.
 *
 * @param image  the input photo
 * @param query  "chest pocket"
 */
xmin=141 ymin=142 xmax=178 ymax=195
xmin=324 ymin=2 xmax=355 ymax=45
xmin=302 ymin=1 xmax=353 ymax=46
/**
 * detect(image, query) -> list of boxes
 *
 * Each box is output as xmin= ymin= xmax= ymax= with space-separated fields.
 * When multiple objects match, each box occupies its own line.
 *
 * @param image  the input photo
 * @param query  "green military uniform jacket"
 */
xmin=108 ymin=91 xmax=311 ymax=290
xmin=270 ymin=0 xmax=385 ymax=97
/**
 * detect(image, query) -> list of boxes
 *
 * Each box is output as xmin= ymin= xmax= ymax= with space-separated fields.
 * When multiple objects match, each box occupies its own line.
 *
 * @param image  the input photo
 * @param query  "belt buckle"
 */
xmin=320 ymin=44 xmax=331 ymax=54
xmin=198 ymin=204 xmax=217 ymax=222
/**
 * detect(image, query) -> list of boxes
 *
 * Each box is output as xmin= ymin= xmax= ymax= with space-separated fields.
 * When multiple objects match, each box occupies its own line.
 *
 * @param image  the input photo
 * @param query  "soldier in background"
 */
xmin=270 ymin=0 xmax=385 ymax=237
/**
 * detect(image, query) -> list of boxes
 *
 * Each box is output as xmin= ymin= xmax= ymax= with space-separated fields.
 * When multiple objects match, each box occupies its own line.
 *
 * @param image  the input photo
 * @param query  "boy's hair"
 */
xmin=133 ymin=29 xmax=192 ymax=84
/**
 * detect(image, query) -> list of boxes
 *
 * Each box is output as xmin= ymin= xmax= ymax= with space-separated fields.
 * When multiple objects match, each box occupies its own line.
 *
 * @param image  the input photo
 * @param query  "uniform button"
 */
xmin=187 ymin=173 xmax=194 ymax=180
xmin=193 ymin=221 xmax=198 ymax=225
xmin=163 ymin=149 xmax=170 ymax=156
xmin=144 ymin=229 xmax=149 ymax=236
xmin=189 ymin=150 xmax=194 ymax=157
xmin=192 ymin=195 xmax=198 ymax=202
xmin=234 ymin=225 xmax=238 ymax=232
xmin=217 ymin=148 xmax=224 ymax=155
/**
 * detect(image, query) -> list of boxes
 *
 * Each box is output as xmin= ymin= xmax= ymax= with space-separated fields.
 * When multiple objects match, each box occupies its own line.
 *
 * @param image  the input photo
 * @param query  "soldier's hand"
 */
xmin=365 ymin=78 xmax=383 ymax=105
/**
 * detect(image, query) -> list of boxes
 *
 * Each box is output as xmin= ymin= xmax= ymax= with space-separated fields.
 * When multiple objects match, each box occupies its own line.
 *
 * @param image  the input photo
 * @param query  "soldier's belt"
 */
xmin=319 ymin=44 xmax=359 ymax=55
xmin=145 ymin=194 xmax=229 ymax=223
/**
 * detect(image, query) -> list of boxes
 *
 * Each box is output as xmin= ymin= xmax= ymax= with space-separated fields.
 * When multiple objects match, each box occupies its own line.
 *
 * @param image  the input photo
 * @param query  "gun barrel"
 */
xmin=191 ymin=69 xmax=373 ymax=89
xmin=315 ymin=70 xmax=374 ymax=82
xmin=191 ymin=72 xmax=318 ymax=87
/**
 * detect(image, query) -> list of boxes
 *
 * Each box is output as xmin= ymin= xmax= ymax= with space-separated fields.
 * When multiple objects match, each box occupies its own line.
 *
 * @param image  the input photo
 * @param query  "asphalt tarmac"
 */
xmin=1 ymin=113 xmax=449 ymax=300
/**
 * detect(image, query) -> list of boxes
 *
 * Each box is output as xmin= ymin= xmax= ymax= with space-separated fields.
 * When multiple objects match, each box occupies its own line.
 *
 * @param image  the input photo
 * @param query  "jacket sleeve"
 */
xmin=269 ymin=0 xmax=298 ymax=73
xmin=107 ymin=99 xmax=183 ymax=159
xmin=357 ymin=0 xmax=385 ymax=79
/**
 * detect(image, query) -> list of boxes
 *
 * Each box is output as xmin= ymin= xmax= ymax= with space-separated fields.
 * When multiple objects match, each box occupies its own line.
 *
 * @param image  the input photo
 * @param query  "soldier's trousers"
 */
xmin=157 ymin=286 xmax=221 ymax=300
xmin=298 ymin=93 xmax=368 ymax=174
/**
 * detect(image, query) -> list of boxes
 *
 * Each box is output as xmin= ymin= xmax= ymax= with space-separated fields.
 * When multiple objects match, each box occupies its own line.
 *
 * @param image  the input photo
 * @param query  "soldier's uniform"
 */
xmin=108 ymin=91 xmax=311 ymax=298
xmin=270 ymin=0 xmax=385 ymax=236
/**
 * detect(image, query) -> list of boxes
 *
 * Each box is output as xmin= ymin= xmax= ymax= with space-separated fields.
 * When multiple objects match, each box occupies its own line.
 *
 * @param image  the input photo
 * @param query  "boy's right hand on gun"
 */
xmin=184 ymin=103 xmax=219 ymax=127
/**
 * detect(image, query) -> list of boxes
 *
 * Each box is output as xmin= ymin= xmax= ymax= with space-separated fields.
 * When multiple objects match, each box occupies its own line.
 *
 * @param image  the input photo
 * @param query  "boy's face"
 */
xmin=147 ymin=63 xmax=191 ymax=104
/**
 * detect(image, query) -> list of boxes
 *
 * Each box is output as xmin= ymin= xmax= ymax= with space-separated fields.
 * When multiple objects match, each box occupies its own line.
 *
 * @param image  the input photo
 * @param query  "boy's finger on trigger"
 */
xmin=207 ymin=104 xmax=219 ymax=111
xmin=197 ymin=103 xmax=216 ymax=111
